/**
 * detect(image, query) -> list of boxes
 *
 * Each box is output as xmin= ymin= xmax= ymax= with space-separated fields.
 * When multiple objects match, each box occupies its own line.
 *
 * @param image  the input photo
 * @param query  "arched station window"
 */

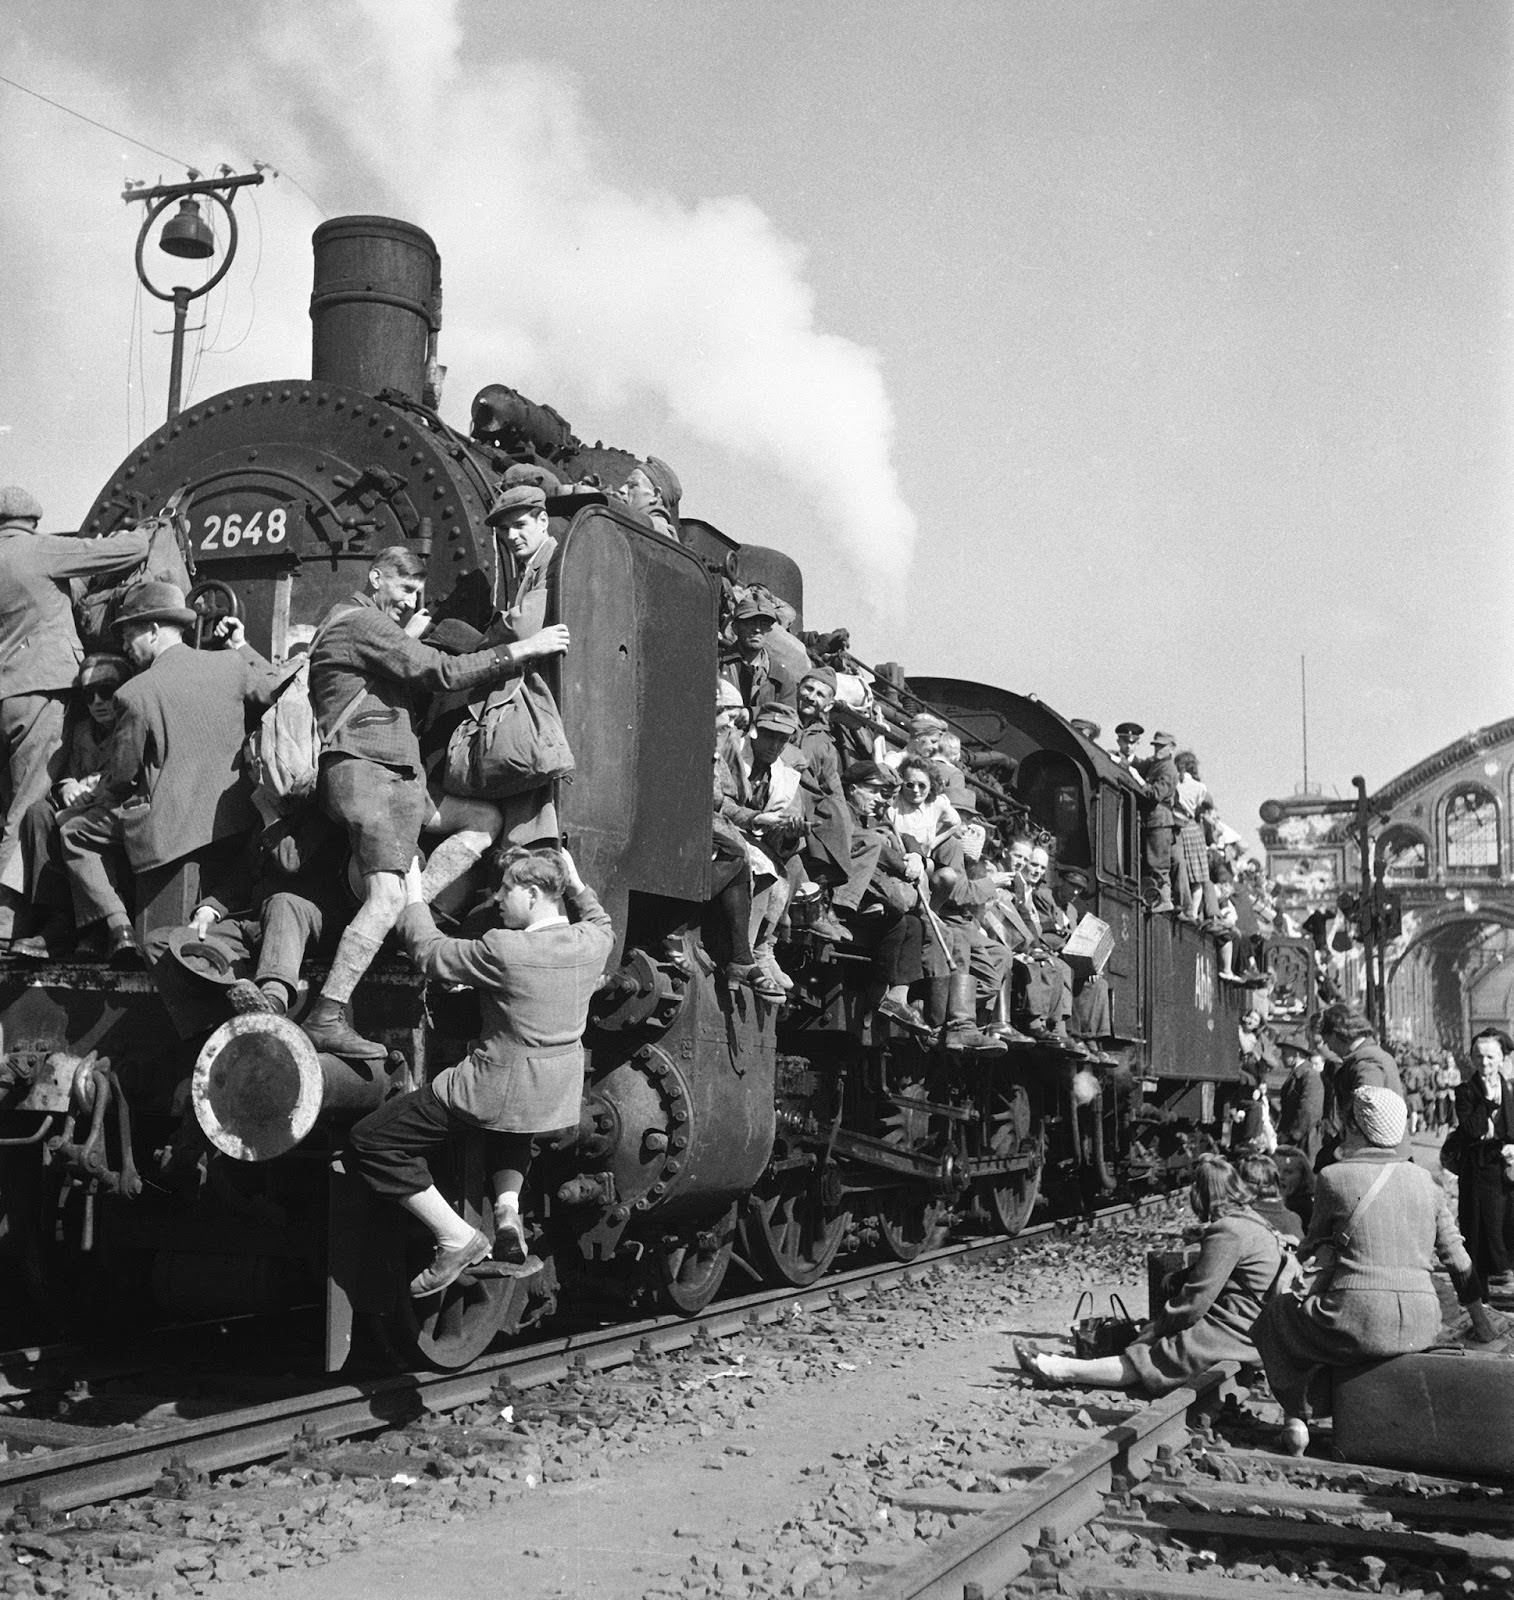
xmin=1375 ymin=825 xmax=1429 ymax=882
xmin=1444 ymin=785 xmax=1500 ymax=876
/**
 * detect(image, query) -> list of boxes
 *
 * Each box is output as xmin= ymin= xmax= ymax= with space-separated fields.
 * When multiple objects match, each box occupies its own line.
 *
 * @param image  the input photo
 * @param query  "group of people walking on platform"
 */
xmin=1016 ymin=1006 xmax=1506 ymax=1459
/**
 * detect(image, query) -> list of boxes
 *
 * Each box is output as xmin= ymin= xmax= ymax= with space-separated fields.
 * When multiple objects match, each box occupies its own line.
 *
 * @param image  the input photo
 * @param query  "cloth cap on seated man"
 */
xmin=843 ymin=759 xmax=897 ymax=793
xmin=800 ymin=664 xmax=838 ymax=692
xmin=1352 ymin=1085 xmax=1407 ymax=1148
xmin=501 ymin=462 xmax=561 ymax=494
xmin=114 ymin=580 xmax=197 ymax=631
xmin=485 ymin=483 xmax=548 ymax=526
xmin=752 ymin=701 xmax=799 ymax=738
xmin=733 ymin=592 xmax=778 ymax=624
xmin=79 ymin=653 xmax=131 ymax=690
xmin=641 ymin=456 xmax=682 ymax=512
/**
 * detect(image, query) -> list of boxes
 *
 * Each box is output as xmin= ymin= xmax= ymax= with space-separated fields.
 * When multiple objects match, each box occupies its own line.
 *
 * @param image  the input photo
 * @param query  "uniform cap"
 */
xmin=908 ymin=712 xmax=947 ymax=736
xmin=78 ymin=653 xmax=130 ymax=689
xmin=485 ymin=483 xmax=548 ymax=526
xmin=734 ymin=593 xmax=778 ymax=623
xmin=752 ymin=701 xmax=799 ymax=737
xmin=114 ymin=580 xmax=197 ymax=631
xmin=0 ymin=486 xmax=43 ymax=525
xmin=641 ymin=456 xmax=682 ymax=510
xmin=502 ymin=462 xmax=561 ymax=492
xmin=1352 ymin=1085 xmax=1407 ymax=1148
xmin=1115 ymin=721 xmax=1144 ymax=738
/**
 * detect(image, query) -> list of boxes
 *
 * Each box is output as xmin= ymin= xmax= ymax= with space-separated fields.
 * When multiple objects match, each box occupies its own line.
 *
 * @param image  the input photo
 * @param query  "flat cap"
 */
xmin=485 ymin=484 xmax=548 ymax=526
xmin=502 ymin=461 xmax=561 ymax=493
xmin=0 ymin=486 xmax=43 ymax=524
xmin=844 ymin=760 xmax=896 ymax=790
xmin=908 ymin=712 xmax=947 ymax=736
xmin=734 ymin=593 xmax=778 ymax=623
xmin=1114 ymin=721 xmax=1144 ymax=738
xmin=752 ymin=701 xmax=800 ymax=737
xmin=800 ymin=664 xmax=838 ymax=690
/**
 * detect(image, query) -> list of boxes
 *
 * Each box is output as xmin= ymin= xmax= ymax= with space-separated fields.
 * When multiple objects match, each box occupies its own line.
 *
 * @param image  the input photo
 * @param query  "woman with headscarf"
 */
xmin=1013 ymin=1152 xmax=1282 ymax=1393
xmin=619 ymin=456 xmax=682 ymax=542
xmin=1253 ymin=1085 xmax=1490 ymax=1455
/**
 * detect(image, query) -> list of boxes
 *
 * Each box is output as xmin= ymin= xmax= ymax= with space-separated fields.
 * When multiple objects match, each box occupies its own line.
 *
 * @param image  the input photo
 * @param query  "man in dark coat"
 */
xmin=720 ymin=592 xmax=800 ymax=712
xmin=1277 ymin=1038 xmax=1326 ymax=1163
xmin=57 ymin=582 xmax=281 ymax=962
xmin=1137 ymin=730 xmax=1181 ymax=910
xmin=303 ymin=539 xmax=569 ymax=1059
xmin=790 ymin=666 xmax=853 ymax=919
xmin=0 ymin=487 xmax=150 ymax=947
xmin=1315 ymin=1002 xmax=1404 ymax=1164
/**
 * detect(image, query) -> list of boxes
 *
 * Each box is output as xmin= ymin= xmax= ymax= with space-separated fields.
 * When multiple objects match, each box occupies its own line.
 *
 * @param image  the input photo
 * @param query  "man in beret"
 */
xmin=0 ymin=487 xmax=151 ymax=949
xmin=56 ymin=582 xmax=282 ymax=964
xmin=618 ymin=456 xmax=682 ymax=543
xmin=301 ymin=545 xmax=570 ymax=1058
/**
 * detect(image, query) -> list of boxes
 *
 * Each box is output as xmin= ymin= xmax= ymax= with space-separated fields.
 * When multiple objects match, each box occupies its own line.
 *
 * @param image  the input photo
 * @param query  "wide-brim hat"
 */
xmin=114 ymin=580 xmax=197 ymax=631
xmin=165 ymin=926 xmax=243 ymax=987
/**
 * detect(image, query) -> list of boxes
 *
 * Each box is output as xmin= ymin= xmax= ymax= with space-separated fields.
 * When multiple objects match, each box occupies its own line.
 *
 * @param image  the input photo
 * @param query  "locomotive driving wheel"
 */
xmin=979 ymin=1082 xmax=1042 ymax=1237
xmin=373 ymin=1135 xmax=530 ymax=1371
xmin=875 ymin=1084 xmax=951 ymax=1262
xmin=742 ymin=1164 xmax=850 ymax=1288
xmin=650 ymin=1203 xmax=737 ymax=1315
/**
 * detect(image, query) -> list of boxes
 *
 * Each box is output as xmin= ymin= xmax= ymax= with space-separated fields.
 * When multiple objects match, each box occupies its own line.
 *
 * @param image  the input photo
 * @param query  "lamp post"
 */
xmin=123 ymin=170 xmax=265 ymax=422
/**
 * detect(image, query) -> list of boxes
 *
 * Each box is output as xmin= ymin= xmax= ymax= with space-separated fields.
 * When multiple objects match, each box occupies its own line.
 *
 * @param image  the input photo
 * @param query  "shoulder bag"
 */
xmin=1070 ymin=1291 xmax=1139 ymax=1359
xmin=443 ymin=668 xmax=575 ymax=800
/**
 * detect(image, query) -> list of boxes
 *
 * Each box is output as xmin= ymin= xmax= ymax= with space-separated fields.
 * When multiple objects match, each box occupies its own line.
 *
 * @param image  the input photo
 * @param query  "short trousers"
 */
xmin=320 ymin=753 xmax=426 ymax=876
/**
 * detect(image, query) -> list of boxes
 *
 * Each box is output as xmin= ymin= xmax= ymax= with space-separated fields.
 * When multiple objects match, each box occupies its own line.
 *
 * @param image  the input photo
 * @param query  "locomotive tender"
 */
xmin=0 ymin=217 xmax=1294 ymax=1372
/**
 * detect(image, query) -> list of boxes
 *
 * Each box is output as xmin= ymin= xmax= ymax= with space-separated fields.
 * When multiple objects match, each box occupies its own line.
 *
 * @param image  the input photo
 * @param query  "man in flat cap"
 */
xmin=487 ymin=483 xmax=556 ymax=640
xmin=618 ymin=456 xmax=682 ymax=543
xmin=0 ymin=487 xmax=152 ymax=949
xmin=791 ymin=665 xmax=852 ymax=930
xmin=1138 ymin=730 xmax=1182 ymax=911
xmin=301 ymin=545 xmax=570 ymax=1058
xmin=721 ymin=591 xmax=796 ymax=713
xmin=57 ymin=582 xmax=282 ymax=963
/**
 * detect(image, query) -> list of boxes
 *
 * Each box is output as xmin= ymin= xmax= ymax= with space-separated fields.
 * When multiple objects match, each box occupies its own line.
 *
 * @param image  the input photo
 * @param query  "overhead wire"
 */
xmin=0 ymin=72 xmax=197 ymax=170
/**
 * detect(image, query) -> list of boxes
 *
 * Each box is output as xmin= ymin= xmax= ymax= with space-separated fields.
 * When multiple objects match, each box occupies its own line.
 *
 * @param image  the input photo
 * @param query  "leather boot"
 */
xmin=301 ymin=995 xmax=387 ymax=1061
xmin=942 ymin=972 xmax=1006 ymax=1055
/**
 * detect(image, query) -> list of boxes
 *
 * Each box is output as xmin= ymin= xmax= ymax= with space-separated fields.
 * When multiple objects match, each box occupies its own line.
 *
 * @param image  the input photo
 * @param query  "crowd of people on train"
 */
xmin=1017 ymin=1005 xmax=1510 ymax=1456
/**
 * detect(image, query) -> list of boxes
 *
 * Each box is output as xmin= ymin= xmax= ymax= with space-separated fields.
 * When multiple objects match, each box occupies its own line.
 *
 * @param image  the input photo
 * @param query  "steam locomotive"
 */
xmin=0 ymin=217 xmax=1309 ymax=1372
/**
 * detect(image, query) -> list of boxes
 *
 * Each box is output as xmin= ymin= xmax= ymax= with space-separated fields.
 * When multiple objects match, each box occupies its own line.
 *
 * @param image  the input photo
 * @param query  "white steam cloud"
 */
xmin=1 ymin=2 xmax=916 ymax=605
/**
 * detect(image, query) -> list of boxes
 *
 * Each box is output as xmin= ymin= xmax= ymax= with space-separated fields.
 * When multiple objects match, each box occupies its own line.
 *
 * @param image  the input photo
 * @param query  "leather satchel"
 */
xmin=1070 ymin=1291 xmax=1139 ymax=1359
xmin=443 ymin=668 xmax=574 ymax=800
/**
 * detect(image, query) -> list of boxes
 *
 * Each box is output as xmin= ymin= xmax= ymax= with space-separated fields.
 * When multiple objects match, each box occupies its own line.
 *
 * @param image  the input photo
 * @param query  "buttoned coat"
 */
xmin=0 ymin=527 xmax=150 ymax=698
xmin=98 ymin=641 xmax=282 ymax=871
xmin=1279 ymin=1063 xmax=1326 ymax=1160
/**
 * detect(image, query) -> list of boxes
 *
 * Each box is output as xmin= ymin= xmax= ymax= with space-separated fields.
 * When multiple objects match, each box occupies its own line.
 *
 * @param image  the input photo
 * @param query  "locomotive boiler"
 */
xmin=0 ymin=216 xmax=1303 ymax=1373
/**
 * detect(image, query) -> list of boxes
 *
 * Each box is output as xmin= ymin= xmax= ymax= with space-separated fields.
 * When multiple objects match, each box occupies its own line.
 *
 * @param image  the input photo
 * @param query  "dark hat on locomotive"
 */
xmin=733 ymin=592 xmax=779 ymax=623
xmin=0 ymin=486 xmax=43 ymax=526
xmin=1114 ymin=721 xmax=1144 ymax=739
xmin=114 ymin=580 xmax=197 ymax=631
xmin=485 ymin=484 xmax=548 ymax=526
xmin=501 ymin=462 xmax=562 ymax=493
xmin=752 ymin=701 xmax=800 ymax=736
xmin=844 ymin=759 xmax=897 ymax=790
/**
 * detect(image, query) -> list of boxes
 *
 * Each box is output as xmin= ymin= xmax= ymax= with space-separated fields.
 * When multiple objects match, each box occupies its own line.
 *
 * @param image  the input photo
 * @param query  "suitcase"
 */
xmin=1332 ymin=1347 xmax=1514 ymax=1477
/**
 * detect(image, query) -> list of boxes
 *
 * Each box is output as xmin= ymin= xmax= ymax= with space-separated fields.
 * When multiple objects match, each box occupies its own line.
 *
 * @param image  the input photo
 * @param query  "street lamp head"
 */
xmin=159 ymin=198 xmax=215 ymax=259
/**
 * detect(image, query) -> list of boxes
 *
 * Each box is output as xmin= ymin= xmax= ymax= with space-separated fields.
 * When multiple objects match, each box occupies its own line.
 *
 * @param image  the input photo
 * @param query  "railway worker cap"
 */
xmin=485 ymin=483 xmax=548 ymax=526
xmin=1352 ymin=1085 xmax=1407 ymax=1148
xmin=114 ymin=579 xmax=197 ymax=631
xmin=733 ymin=593 xmax=779 ymax=624
xmin=1114 ymin=721 xmax=1144 ymax=739
xmin=0 ymin=485 xmax=43 ymax=529
xmin=752 ymin=701 xmax=800 ymax=738
xmin=501 ymin=462 xmax=561 ymax=494
xmin=844 ymin=759 xmax=896 ymax=792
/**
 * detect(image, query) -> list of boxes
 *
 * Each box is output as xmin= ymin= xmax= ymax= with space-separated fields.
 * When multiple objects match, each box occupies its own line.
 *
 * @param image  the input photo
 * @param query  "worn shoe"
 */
xmin=228 ymin=978 xmax=288 ymax=1017
xmin=409 ymin=1229 xmax=492 ymax=1297
xmin=1012 ymin=1339 xmax=1061 ymax=1389
xmin=107 ymin=924 xmax=143 ymax=968
xmin=943 ymin=1023 xmax=1008 ymax=1056
xmin=807 ymin=911 xmax=853 ymax=944
xmin=492 ymin=1212 xmax=528 ymax=1266
xmin=988 ymin=1022 xmax=1036 ymax=1044
xmin=877 ymin=996 xmax=932 ymax=1035
xmin=755 ymin=953 xmax=794 ymax=992
xmin=301 ymin=999 xmax=387 ymax=1062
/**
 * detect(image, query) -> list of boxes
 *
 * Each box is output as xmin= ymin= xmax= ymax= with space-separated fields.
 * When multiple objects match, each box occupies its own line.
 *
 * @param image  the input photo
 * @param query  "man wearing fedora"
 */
xmin=57 ymin=580 xmax=281 ymax=963
xmin=0 ymin=486 xmax=151 ymax=950
xmin=302 ymin=540 xmax=570 ymax=1059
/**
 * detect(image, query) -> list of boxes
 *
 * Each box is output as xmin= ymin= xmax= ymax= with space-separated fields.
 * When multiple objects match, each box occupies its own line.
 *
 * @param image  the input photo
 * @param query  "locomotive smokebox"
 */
xmin=310 ymin=215 xmax=442 ymax=401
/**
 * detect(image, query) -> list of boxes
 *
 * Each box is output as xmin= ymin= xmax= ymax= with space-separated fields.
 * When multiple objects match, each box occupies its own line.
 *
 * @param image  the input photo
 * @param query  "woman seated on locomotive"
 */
xmin=10 ymin=653 xmax=131 ymax=960
xmin=1253 ymin=1086 xmax=1491 ymax=1456
xmin=832 ymin=760 xmax=930 ymax=1034
xmin=616 ymin=456 xmax=682 ymax=542
xmin=1014 ymin=1153 xmax=1282 ymax=1392
xmin=892 ymin=756 xmax=959 ymax=856
xmin=1445 ymin=1029 xmax=1514 ymax=1295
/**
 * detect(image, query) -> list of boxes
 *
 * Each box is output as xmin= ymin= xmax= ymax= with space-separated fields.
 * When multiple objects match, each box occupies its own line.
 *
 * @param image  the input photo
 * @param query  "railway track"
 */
xmin=0 ymin=1198 xmax=1166 ymax=1517
xmin=840 ymin=1365 xmax=1514 ymax=1600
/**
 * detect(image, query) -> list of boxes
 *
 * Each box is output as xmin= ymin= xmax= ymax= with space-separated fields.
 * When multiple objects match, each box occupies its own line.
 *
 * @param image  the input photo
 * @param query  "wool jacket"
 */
xmin=99 ymin=641 xmax=282 ymax=871
xmin=309 ymin=592 xmax=520 ymax=773
xmin=0 ymin=527 xmax=150 ymax=698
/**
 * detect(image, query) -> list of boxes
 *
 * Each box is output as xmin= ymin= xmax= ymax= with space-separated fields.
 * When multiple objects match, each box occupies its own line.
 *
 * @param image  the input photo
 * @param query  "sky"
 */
xmin=1 ymin=0 xmax=1510 ymax=846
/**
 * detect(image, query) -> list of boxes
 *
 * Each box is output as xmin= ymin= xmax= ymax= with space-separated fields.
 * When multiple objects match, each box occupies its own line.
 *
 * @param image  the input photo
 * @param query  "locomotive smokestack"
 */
xmin=309 ymin=216 xmax=442 ymax=402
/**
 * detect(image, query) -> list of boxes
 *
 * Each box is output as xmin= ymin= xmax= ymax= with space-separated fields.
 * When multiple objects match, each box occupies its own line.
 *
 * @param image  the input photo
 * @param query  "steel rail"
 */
xmin=0 ymin=1198 xmax=1170 ymax=1515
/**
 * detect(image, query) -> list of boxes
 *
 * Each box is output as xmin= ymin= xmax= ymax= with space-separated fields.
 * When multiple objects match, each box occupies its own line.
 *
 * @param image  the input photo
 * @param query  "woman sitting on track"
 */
xmin=1014 ymin=1152 xmax=1282 ymax=1392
